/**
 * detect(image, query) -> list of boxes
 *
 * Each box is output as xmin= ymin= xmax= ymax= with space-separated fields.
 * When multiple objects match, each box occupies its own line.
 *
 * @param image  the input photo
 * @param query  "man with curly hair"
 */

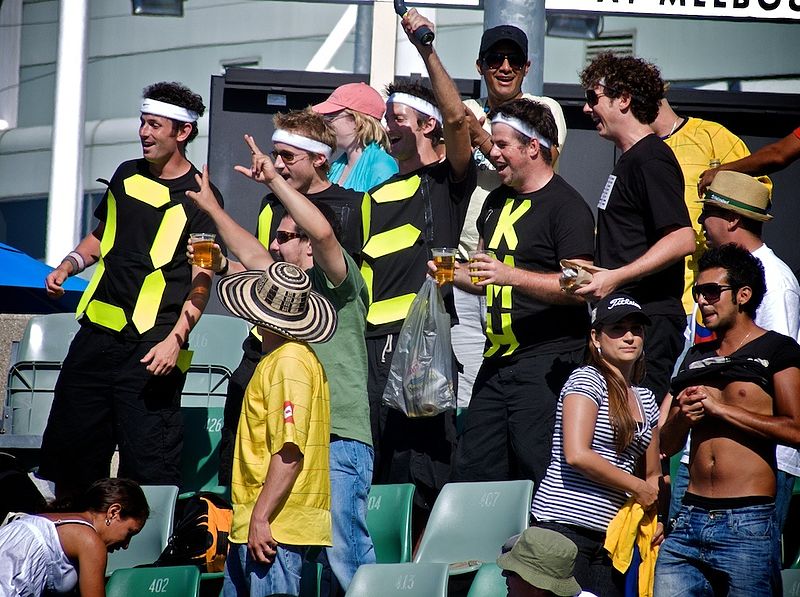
xmin=575 ymin=53 xmax=695 ymax=405
xmin=361 ymin=9 xmax=477 ymax=533
xmin=41 ymin=81 xmax=222 ymax=498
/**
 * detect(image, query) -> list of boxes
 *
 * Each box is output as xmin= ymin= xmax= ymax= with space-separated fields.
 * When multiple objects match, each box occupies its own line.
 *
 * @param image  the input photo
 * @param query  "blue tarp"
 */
xmin=0 ymin=243 xmax=88 ymax=314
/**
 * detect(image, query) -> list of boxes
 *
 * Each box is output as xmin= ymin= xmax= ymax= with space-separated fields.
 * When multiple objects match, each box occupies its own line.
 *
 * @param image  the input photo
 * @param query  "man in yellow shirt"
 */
xmin=651 ymin=97 xmax=768 ymax=315
xmin=216 ymin=261 xmax=337 ymax=596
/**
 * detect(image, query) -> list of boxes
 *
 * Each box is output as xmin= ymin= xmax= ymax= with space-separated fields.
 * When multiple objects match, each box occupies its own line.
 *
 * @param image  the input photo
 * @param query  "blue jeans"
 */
xmin=654 ymin=503 xmax=780 ymax=596
xmin=668 ymin=461 xmax=690 ymax=529
xmin=323 ymin=438 xmax=376 ymax=593
xmin=223 ymin=542 xmax=305 ymax=597
xmin=774 ymin=469 xmax=796 ymax=533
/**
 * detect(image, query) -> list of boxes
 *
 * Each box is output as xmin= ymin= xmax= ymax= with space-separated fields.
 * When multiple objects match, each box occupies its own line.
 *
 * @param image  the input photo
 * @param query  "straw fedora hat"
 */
xmin=702 ymin=170 xmax=773 ymax=222
xmin=216 ymin=261 xmax=337 ymax=343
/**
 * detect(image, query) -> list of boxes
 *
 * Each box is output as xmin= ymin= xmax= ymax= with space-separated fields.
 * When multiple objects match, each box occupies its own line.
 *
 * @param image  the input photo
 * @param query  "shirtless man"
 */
xmin=655 ymin=243 xmax=800 ymax=597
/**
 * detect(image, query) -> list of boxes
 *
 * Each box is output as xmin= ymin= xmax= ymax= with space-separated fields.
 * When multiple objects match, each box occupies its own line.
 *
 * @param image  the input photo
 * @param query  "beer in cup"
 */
xmin=468 ymin=249 xmax=495 ymax=284
xmin=431 ymin=247 xmax=457 ymax=285
xmin=189 ymin=233 xmax=216 ymax=269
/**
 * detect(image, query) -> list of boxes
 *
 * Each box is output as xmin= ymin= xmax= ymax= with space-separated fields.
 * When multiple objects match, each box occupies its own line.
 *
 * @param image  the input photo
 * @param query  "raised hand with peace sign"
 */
xmin=233 ymin=134 xmax=280 ymax=186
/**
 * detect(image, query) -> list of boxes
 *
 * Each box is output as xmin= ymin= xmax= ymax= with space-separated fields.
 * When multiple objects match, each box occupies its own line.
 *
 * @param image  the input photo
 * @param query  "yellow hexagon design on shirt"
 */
xmin=150 ymin=204 xmax=188 ymax=269
xmin=124 ymin=174 xmax=171 ymax=208
xmin=132 ymin=269 xmax=166 ymax=334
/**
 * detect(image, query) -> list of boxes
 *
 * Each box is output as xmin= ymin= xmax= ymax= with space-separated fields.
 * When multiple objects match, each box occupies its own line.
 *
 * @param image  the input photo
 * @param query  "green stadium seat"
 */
xmin=346 ymin=563 xmax=449 ymax=597
xmin=105 ymin=565 xmax=200 ymax=597
xmin=366 ymin=483 xmax=415 ymax=563
xmin=106 ymin=485 xmax=179 ymax=575
xmin=181 ymin=314 xmax=249 ymax=408
xmin=413 ymin=480 xmax=534 ymax=575
xmin=179 ymin=314 xmax=248 ymax=496
xmin=782 ymin=568 xmax=800 ymax=596
xmin=466 ymin=563 xmax=505 ymax=597
xmin=2 ymin=314 xmax=80 ymax=449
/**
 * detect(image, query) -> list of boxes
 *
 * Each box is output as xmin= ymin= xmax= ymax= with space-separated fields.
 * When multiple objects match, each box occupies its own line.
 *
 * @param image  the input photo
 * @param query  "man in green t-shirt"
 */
xmin=188 ymin=127 xmax=374 ymax=594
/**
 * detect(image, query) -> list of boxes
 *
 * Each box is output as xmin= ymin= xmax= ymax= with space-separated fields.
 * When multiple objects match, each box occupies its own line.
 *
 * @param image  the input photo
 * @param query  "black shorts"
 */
xmin=39 ymin=324 xmax=185 ymax=491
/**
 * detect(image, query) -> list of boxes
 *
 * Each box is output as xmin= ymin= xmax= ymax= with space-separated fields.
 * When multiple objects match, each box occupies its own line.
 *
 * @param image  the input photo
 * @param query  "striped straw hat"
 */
xmin=216 ymin=261 xmax=337 ymax=343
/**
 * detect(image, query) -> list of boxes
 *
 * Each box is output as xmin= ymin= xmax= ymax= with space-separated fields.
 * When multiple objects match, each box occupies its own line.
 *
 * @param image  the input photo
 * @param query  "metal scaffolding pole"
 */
xmin=483 ymin=0 xmax=545 ymax=96
xmin=45 ymin=0 xmax=89 ymax=266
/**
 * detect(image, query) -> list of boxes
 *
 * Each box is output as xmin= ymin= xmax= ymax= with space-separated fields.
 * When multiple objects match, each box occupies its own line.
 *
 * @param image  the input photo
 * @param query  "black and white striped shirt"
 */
xmin=532 ymin=366 xmax=658 ymax=532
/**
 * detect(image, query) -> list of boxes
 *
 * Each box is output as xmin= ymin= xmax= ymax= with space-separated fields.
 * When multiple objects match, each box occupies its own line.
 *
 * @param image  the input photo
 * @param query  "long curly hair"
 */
xmin=580 ymin=53 xmax=664 ymax=125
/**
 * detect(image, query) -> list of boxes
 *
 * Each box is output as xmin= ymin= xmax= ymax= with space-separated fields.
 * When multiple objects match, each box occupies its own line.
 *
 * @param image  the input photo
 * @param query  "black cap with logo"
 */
xmin=591 ymin=293 xmax=652 ymax=328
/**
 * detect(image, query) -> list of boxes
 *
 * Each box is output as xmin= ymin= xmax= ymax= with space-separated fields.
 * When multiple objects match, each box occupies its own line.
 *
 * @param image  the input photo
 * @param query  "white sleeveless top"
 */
xmin=0 ymin=515 xmax=96 ymax=595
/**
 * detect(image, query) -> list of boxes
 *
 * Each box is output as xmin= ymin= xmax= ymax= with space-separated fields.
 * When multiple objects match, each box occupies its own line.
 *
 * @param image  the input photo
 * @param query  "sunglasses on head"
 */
xmin=482 ymin=51 xmax=527 ymax=70
xmin=691 ymin=283 xmax=737 ymax=303
xmin=275 ymin=231 xmax=307 ymax=244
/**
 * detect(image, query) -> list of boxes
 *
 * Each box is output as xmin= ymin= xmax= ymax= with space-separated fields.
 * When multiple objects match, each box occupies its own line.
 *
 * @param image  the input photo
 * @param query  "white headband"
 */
xmin=387 ymin=92 xmax=443 ymax=124
xmin=491 ymin=113 xmax=552 ymax=149
xmin=140 ymin=98 xmax=199 ymax=123
xmin=271 ymin=129 xmax=333 ymax=159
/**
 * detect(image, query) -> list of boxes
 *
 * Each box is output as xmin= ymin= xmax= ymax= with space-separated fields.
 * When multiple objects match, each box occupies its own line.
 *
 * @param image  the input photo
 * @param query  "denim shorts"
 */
xmin=223 ymin=542 xmax=305 ymax=597
xmin=654 ymin=502 xmax=780 ymax=596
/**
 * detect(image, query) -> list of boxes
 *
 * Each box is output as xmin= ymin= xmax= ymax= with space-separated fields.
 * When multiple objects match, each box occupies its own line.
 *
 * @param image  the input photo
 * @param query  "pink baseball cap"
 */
xmin=313 ymin=82 xmax=386 ymax=120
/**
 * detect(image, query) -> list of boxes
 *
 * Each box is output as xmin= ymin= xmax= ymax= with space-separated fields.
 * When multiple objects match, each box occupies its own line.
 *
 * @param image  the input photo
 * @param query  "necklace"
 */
xmin=726 ymin=330 xmax=753 ymax=355
xmin=662 ymin=116 xmax=683 ymax=139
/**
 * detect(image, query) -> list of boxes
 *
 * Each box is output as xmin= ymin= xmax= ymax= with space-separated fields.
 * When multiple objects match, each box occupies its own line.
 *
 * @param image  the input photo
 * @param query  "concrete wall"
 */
xmin=14 ymin=1 xmax=800 ymax=130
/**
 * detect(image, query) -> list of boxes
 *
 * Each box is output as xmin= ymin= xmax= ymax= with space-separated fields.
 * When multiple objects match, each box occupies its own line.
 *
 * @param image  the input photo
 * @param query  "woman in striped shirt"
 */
xmin=531 ymin=293 xmax=663 ymax=597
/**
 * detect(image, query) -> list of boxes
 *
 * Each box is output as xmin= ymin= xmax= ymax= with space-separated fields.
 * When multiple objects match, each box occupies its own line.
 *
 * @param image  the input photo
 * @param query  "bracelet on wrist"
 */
xmin=63 ymin=255 xmax=79 ymax=276
xmin=62 ymin=251 xmax=86 ymax=275
xmin=217 ymin=254 xmax=229 ymax=276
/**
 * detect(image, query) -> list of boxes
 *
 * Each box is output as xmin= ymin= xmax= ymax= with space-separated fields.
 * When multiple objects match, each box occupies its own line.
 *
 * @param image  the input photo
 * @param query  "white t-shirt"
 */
xmin=754 ymin=243 xmax=800 ymax=476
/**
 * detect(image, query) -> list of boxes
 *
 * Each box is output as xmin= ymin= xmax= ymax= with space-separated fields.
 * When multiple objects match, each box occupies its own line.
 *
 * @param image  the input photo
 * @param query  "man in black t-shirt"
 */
xmin=41 ymin=82 xmax=221 ymax=499
xmin=254 ymin=109 xmax=363 ymax=258
xmin=363 ymin=11 xmax=477 ymax=523
xmin=657 ymin=243 xmax=800 ymax=596
xmin=576 ymin=53 xmax=695 ymax=403
xmin=447 ymin=98 xmax=595 ymax=486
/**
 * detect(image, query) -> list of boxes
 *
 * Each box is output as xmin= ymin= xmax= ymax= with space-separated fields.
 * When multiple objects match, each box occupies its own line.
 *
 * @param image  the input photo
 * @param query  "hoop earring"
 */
xmin=105 ymin=518 xmax=111 ymax=526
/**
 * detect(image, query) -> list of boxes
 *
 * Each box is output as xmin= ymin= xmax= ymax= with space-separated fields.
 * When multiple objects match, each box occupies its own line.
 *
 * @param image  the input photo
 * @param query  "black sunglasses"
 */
xmin=585 ymin=84 xmax=646 ymax=108
xmin=691 ymin=283 xmax=737 ymax=303
xmin=482 ymin=51 xmax=527 ymax=70
xmin=275 ymin=231 xmax=307 ymax=244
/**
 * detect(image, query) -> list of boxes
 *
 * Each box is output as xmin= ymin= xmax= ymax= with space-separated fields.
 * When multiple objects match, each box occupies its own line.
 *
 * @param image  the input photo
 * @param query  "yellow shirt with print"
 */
xmin=663 ymin=117 xmax=771 ymax=313
xmin=230 ymin=341 xmax=332 ymax=547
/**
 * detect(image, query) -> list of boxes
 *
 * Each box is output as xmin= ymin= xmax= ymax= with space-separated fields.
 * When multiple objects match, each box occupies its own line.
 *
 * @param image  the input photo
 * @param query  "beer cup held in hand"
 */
xmin=189 ymin=233 xmax=216 ymax=268
xmin=468 ymin=249 xmax=495 ymax=284
xmin=431 ymin=247 xmax=457 ymax=285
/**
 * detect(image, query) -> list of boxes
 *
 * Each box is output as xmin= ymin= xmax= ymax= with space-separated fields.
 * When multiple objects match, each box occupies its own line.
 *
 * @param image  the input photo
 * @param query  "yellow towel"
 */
xmin=603 ymin=498 xmax=659 ymax=597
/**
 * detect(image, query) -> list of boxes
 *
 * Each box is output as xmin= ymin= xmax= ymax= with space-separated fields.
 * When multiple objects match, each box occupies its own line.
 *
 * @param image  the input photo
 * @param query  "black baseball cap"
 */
xmin=591 ymin=293 xmax=651 ymax=328
xmin=479 ymin=25 xmax=528 ymax=59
